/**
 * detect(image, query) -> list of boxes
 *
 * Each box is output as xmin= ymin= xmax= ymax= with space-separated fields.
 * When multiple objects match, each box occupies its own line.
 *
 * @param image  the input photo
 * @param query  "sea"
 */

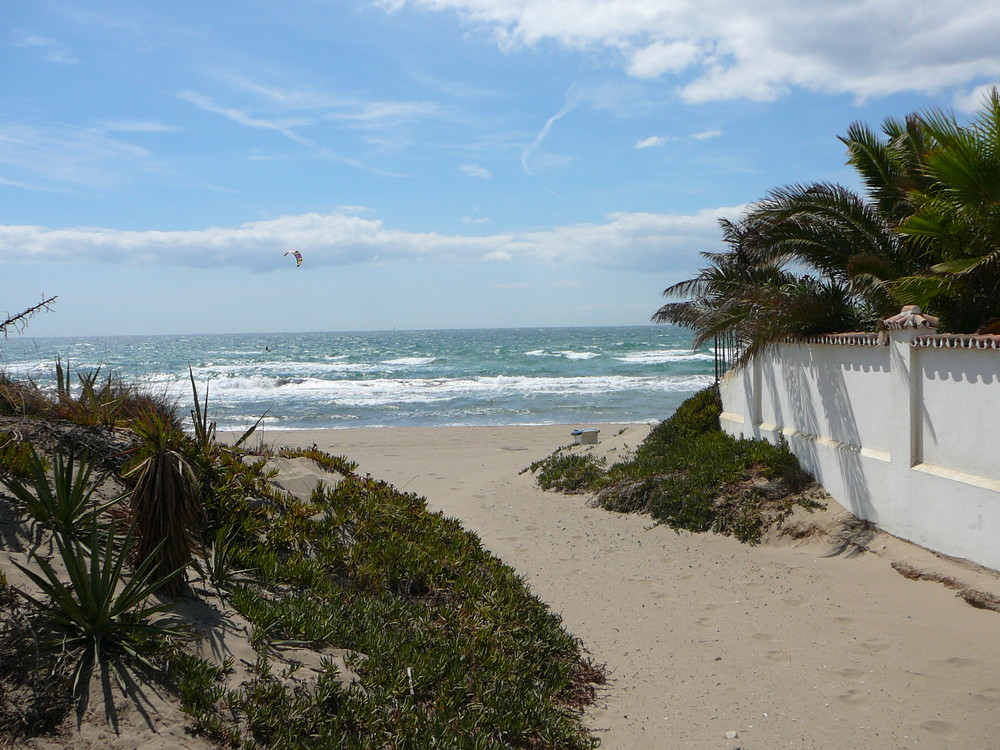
xmin=0 ymin=326 xmax=715 ymax=431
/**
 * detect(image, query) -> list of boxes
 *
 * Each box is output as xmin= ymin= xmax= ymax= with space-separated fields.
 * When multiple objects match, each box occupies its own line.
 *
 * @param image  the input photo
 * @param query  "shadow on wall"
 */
xmin=757 ymin=345 xmax=878 ymax=523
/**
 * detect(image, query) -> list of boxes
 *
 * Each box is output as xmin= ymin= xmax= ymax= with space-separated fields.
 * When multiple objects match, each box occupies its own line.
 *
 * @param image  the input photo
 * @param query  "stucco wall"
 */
xmin=719 ymin=327 xmax=1000 ymax=571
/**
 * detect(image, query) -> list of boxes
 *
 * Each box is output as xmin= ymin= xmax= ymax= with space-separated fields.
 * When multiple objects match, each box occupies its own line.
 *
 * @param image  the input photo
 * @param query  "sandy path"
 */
xmin=257 ymin=424 xmax=1000 ymax=750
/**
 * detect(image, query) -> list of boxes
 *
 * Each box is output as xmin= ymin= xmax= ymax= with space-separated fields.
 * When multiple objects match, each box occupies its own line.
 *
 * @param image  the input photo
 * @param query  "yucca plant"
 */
xmin=191 ymin=524 xmax=255 ymax=597
xmin=54 ymin=358 xmax=124 ymax=427
xmin=189 ymin=366 xmax=217 ymax=449
xmin=1 ymin=446 xmax=120 ymax=542
xmin=190 ymin=366 xmax=266 ymax=451
xmin=12 ymin=517 xmax=185 ymax=695
xmin=126 ymin=410 xmax=202 ymax=597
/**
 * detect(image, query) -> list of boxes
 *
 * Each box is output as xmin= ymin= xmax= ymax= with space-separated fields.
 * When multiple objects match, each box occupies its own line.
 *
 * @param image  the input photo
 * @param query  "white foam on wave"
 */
xmin=179 ymin=373 xmax=715 ymax=409
xmin=555 ymin=350 xmax=600 ymax=360
xmin=524 ymin=349 xmax=600 ymax=360
xmin=615 ymin=350 xmax=714 ymax=365
xmin=381 ymin=357 xmax=436 ymax=366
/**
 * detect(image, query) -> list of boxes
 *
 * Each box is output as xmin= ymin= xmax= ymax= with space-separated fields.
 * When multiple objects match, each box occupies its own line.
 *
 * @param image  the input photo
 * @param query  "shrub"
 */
xmin=0 ymin=431 xmax=41 ymax=479
xmin=525 ymin=450 xmax=606 ymax=493
xmin=534 ymin=386 xmax=818 ymax=544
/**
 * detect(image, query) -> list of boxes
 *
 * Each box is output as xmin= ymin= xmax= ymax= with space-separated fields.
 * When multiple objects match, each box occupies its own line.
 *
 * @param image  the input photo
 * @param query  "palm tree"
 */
xmin=656 ymin=90 xmax=1000 ymax=361
xmin=892 ymin=90 xmax=1000 ymax=332
xmin=653 ymin=214 xmax=868 ymax=366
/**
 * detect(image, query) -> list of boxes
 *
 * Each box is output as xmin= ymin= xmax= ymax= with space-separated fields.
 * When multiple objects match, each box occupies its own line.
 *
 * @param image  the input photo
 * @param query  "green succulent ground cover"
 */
xmin=0 ymin=368 xmax=602 ymax=749
xmin=527 ymin=386 xmax=822 ymax=543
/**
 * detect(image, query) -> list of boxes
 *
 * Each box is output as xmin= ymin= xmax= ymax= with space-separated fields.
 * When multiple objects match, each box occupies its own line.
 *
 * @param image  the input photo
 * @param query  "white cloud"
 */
xmin=460 ymin=163 xmax=492 ymax=178
xmin=636 ymin=129 xmax=721 ymax=148
xmin=636 ymin=135 xmax=672 ymax=149
xmin=396 ymin=0 xmax=1000 ymax=102
xmin=627 ymin=40 xmax=702 ymax=78
xmin=953 ymin=82 xmax=1000 ymax=113
xmin=0 ymin=207 xmax=737 ymax=273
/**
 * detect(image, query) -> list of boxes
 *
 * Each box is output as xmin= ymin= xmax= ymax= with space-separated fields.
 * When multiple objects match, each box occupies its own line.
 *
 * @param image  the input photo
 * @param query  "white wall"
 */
xmin=720 ymin=328 xmax=1000 ymax=571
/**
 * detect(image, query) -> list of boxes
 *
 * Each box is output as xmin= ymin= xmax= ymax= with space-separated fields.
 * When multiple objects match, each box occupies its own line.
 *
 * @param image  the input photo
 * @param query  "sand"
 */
xmin=252 ymin=423 xmax=1000 ymax=750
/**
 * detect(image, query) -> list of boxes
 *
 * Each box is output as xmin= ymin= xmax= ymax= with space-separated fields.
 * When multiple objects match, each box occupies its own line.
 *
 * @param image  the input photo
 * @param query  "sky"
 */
xmin=3 ymin=0 xmax=1000 ymax=337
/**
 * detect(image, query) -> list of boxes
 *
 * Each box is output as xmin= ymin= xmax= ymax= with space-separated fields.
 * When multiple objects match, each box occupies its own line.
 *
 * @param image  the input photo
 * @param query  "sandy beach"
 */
xmin=249 ymin=423 xmax=1000 ymax=750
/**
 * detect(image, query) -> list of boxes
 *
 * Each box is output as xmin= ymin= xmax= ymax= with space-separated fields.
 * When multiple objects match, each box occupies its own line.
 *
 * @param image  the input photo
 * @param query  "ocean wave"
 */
xmin=380 ymin=357 xmax=437 ymax=366
xmin=169 ymin=373 xmax=715 ymax=409
xmin=615 ymin=350 xmax=715 ymax=365
xmin=524 ymin=349 xmax=600 ymax=360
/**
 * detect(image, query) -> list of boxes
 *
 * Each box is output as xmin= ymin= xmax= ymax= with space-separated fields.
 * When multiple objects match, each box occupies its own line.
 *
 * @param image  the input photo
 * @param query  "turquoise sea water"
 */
xmin=0 ymin=326 xmax=714 ymax=430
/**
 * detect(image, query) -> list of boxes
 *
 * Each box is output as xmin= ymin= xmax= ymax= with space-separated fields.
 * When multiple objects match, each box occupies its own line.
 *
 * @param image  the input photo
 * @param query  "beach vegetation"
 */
xmin=525 ymin=448 xmax=607 ymax=493
xmin=1 ymin=446 xmax=120 ymax=542
xmin=10 ymin=514 xmax=186 ymax=697
xmin=655 ymin=90 xmax=1000 ymax=363
xmin=0 ymin=430 xmax=41 ymax=479
xmin=0 ymin=368 xmax=604 ymax=748
xmin=125 ymin=409 xmax=203 ymax=597
xmin=527 ymin=386 xmax=820 ymax=543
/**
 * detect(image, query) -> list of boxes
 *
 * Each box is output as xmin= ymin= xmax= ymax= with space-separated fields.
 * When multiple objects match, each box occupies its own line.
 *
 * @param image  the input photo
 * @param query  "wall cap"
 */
xmin=913 ymin=333 xmax=1000 ymax=350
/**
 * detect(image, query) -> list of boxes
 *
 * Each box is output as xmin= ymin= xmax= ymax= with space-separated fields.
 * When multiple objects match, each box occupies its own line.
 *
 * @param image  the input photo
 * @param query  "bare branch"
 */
xmin=1 ymin=295 xmax=58 ymax=337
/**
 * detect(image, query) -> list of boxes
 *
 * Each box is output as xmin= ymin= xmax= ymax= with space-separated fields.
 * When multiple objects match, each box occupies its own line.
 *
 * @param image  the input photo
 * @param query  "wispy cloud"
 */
xmin=0 ymin=124 xmax=153 ymax=189
xmin=493 ymin=279 xmax=585 ymax=289
xmin=0 ymin=207 xmax=738 ymax=273
xmin=7 ymin=30 xmax=77 ymax=65
xmin=460 ymin=163 xmax=492 ymax=178
xmin=521 ymin=89 xmax=580 ymax=174
xmin=178 ymin=91 xmax=317 ymax=148
xmin=636 ymin=129 xmax=722 ymax=148
xmin=95 ymin=120 xmax=179 ymax=133
xmin=636 ymin=135 xmax=673 ymax=149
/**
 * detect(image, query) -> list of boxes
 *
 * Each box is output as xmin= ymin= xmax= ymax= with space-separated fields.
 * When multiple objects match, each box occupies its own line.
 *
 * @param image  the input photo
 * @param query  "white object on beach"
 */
xmin=571 ymin=428 xmax=600 ymax=445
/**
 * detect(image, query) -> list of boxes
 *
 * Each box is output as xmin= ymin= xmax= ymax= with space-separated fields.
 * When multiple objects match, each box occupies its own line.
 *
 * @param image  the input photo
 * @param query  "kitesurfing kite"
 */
xmin=284 ymin=249 xmax=303 ymax=267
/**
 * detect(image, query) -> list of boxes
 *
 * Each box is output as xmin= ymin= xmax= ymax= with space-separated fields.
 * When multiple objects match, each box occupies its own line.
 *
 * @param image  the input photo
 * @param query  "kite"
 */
xmin=284 ymin=249 xmax=303 ymax=267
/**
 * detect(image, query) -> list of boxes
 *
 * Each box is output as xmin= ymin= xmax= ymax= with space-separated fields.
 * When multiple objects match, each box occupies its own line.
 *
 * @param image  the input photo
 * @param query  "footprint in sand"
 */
xmin=920 ymin=720 xmax=956 ymax=736
xmin=974 ymin=687 xmax=1000 ymax=704
xmin=833 ymin=667 xmax=865 ymax=680
xmin=941 ymin=656 xmax=977 ymax=669
xmin=859 ymin=638 xmax=890 ymax=652
xmin=837 ymin=689 xmax=868 ymax=705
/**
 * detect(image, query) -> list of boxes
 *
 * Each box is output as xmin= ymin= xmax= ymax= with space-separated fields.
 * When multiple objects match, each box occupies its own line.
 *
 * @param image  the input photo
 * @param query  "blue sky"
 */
xmin=4 ymin=0 xmax=1000 ymax=336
